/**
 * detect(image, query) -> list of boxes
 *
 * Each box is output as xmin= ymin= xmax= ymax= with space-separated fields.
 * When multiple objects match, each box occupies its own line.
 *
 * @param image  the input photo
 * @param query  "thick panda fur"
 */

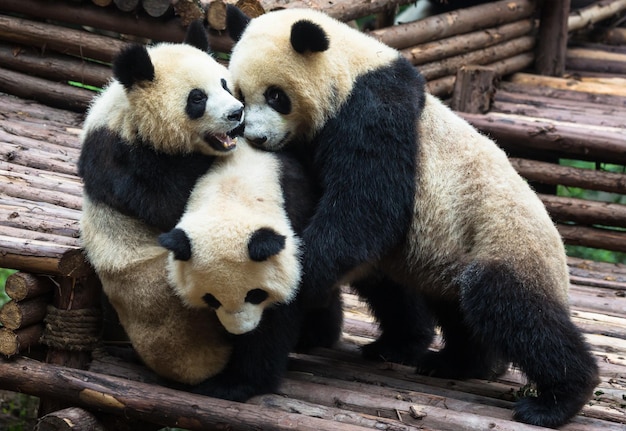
xmin=79 ymin=22 xmax=341 ymax=400
xmin=226 ymin=7 xmax=600 ymax=427
xmin=79 ymin=21 xmax=243 ymax=233
xmin=159 ymin=140 xmax=342 ymax=399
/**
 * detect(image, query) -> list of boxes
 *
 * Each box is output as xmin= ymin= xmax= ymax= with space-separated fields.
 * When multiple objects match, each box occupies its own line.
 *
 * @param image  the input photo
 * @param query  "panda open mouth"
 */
xmin=205 ymin=132 xmax=237 ymax=153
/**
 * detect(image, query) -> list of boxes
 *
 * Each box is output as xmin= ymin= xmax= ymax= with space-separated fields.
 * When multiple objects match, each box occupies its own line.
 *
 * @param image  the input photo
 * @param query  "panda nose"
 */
xmin=227 ymin=107 xmax=243 ymax=122
xmin=249 ymin=136 xmax=267 ymax=147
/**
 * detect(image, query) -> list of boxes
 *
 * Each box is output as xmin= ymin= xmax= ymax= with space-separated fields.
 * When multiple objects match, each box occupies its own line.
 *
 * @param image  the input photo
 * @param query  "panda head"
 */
xmin=226 ymin=7 xmax=398 ymax=150
xmin=103 ymin=21 xmax=243 ymax=155
xmin=158 ymin=209 xmax=302 ymax=335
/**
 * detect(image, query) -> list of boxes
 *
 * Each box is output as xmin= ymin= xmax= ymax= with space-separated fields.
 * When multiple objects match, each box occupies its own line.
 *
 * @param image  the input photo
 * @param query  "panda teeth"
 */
xmin=205 ymin=132 xmax=237 ymax=152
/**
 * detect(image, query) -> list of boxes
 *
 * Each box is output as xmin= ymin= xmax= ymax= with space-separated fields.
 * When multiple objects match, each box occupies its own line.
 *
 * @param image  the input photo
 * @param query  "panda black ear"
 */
xmin=113 ymin=44 xmax=155 ymax=90
xmin=248 ymin=228 xmax=286 ymax=262
xmin=226 ymin=5 xmax=251 ymax=42
xmin=184 ymin=20 xmax=211 ymax=53
xmin=158 ymin=228 xmax=192 ymax=261
xmin=290 ymin=20 xmax=329 ymax=54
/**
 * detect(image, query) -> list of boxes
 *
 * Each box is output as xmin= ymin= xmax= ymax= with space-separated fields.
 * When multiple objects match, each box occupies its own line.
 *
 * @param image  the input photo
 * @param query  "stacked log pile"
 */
xmin=454 ymin=17 xmax=626 ymax=254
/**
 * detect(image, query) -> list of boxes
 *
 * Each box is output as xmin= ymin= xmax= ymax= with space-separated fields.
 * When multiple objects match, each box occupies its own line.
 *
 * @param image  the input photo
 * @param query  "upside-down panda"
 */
xmin=78 ymin=21 xmax=341 ymax=400
xmin=226 ymin=7 xmax=600 ymax=427
xmin=159 ymin=140 xmax=342 ymax=399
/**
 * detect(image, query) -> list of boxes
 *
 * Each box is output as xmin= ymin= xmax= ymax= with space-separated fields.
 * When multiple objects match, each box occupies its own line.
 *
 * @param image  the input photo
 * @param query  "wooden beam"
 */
xmin=535 ymin=0 xmax=571 ymax=76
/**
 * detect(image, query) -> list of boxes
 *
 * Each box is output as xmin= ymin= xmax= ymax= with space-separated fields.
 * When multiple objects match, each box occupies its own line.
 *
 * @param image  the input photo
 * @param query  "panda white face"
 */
xmin=240 ymin=86 xmax=293 ymax=151
xmin=227 ymin=8 xmax=400 ymax=151
xmin=160 ymin=225 xmax=301 ymax=335
xmin=102 ymin=41 xmax=245 ymax=156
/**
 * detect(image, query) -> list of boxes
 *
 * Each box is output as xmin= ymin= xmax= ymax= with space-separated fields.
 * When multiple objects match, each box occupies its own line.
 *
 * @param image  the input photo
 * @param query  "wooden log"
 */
xmin=0 ymin=297 xmax=50 ymax=330
xmin=39 ymin=273 xmax=103 ymax=416
xmin=417 ymin=35 xmax=536 ymax=81
xmin=492 ymin=100 xmax=626 ymax=129
xmin=0 ymin=227 xmax=81 ymax=253
xmin=173 ymin=0 xmax=206 ymax=26
xmin=369 ymin=0 xmax=536 ymax=51
xmin=449 ymin=66 xmax=497 ymax=114
xmin=557 ymin=223 xmax=626 ymax=253
xmin=498 ymin=81 xmax=626 ymax=108
xmin=568 ymin=255 xmax=626 ymax=276
xmin=538 ymin=194 xmax=626 ymax=228
xmin=4 ymin=272 xmax=55 ymax=302
xmin=0 ymin=96 xmax=83 ymax=135
xmin=426 ymin=52 xmax=534 ymax=97
xmin=596 ymin=27 xmax=626 ymax=45
xmin=458 ymin=111 xmax=626 ymax=164
xmin=1 ymin=194 xmax=82 ymax=221
xmin=570 ymin=275 xmax=626 ymax=292
xmin=278 ymin=383 xmax=517 ymax=431
xmin=0 ymin=181 xmax=82 ymax=210
xmin=0 ymin=0 xmax=232 ymax=51
xmin=142 ymin=0 xmax=172 ymax=17
xmin=568 ymin=0 xmax=626 ymax=32
xmin=535 ymin=0 xmax=570 ymax=76
xmin=0 ymin=356 xmax=376 ymax=431
xmin=0 ymin=163 xmax=83 ymax=197
xmin=401 ymin=19 xmax=535 ymax=66
xmin=0 ymin=234 xmax=90 ymax=277
xmin=493 ymin=89 xmax=626 ymax=128
xmin=0 ymin=132 xmax=82 ymax=164
xmin=0 ymin=43 xmax=111 ymax=89
xmin=0 ymin=67 xmax=95 ymax=113
xmin=1 ymin=140 xmax=80 ymax=176
xmin=509 ymin=158 xmax=626 ymax=194
xmin=569 ymin=284 xmax=626 ymax=318
xmin=0 ymin=325 xmax=43 ymax=356
xmin=0 ymin=15 xmax=127 ymax=63
xmin=251 ymin=393 xmax=425 ymax=431
xmin=566 ymin=47 xmax=626 ymax=74
xmin=35 ymin=407 xmax=106 ymax=431
xmin=508 ymin=72 xmax=626 ymax=97
xmin=261 ymin=0 xmax=415 ymax=24
xmin=114 ymin=0 xmax=140 ymax=12
xmin=0 ymin=125 xmax=82 ymax=159
xmin=0 ymin=209 xmax=81 ymax=243
xmin=207 ymin=0 xmax=239 ymax=31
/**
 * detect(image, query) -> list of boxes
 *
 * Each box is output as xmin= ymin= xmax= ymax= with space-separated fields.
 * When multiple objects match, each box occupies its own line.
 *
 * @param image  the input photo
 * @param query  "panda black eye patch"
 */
xmin=203 ymin=293 xmax=221 ymax=308
xmin=264 ymin=86 xmax=291 ymax=115
xmin=245 ymin=289 xmax=269 ymax=305
xmin=186 ymin=88 xmax=208 ymax=119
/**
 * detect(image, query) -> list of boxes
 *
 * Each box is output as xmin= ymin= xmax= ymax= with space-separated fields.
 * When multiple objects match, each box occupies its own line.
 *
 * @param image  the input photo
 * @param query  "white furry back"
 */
xmin=406 ymin=94 xmax=569 ymax=301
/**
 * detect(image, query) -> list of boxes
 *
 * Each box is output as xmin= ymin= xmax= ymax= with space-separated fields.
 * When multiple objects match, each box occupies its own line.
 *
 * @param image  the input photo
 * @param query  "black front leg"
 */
xmin=190 ymin=302 xmax=302 ymax=402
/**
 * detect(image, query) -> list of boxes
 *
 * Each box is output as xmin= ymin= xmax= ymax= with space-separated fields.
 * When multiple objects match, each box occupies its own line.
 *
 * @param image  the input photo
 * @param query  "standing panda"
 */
xmin=226 ymin=7 xmax=600 ymax=427
xmin=79 ymin=21 xmax=341 ymax=401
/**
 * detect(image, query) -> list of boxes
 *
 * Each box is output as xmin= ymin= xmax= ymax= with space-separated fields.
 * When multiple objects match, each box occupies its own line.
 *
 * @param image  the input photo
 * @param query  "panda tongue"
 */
xmin=206 ymin=132 xmax=236 ymax=152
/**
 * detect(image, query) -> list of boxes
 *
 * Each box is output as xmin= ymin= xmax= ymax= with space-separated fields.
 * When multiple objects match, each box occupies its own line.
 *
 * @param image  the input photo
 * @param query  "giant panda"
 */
xmin=79 ymin=21 xmax=341 ymax=401
xmin=79 ymin=21 xmax=243 ymax=233
xmin=158 ymin=141 xmax=342 ymax=399
xmin=225 ymin=7 xmax=600 ymax=427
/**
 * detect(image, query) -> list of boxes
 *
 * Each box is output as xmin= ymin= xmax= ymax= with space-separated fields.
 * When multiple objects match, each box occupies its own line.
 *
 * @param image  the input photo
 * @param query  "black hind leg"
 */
xmin=352 ymin=271 xmax=435 ymax=365
xmin=415 ymin=298 xmax=508 ymax=380
xmin=296 ymin=286 xmax=343 ymax=352
xmin=458 ymin=260 xmax=600 ymax=428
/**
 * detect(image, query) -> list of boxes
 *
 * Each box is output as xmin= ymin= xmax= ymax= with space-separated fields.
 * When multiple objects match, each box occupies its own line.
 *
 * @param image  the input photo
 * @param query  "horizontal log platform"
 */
xmin=0 ymin=1 xmax=625 ymax=427
xmin=0 ymin=275 xmax=625 ymax=430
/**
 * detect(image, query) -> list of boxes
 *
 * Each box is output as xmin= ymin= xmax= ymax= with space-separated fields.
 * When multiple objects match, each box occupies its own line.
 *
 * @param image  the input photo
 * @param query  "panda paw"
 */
xmin=361 ymin=336 xmax=425 ymax=366
xmin=415 ymin=350 xmax=508 ymax=380
xmin=513 ymin=392 xmax=581 ymax=429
